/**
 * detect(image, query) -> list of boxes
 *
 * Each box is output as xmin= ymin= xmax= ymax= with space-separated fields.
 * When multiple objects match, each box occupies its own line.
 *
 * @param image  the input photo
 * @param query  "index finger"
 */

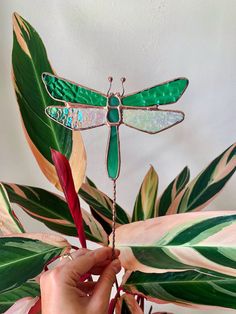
xmin=63 ymin=247 xmax=114 ymax=280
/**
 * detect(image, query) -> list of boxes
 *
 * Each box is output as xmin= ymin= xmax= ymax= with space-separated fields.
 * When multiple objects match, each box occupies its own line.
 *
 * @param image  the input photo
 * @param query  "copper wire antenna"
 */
xmin=120 ymin=77 xmax=126 ymax=96
xmin=107 ymin=76 xmax=113 ymax=96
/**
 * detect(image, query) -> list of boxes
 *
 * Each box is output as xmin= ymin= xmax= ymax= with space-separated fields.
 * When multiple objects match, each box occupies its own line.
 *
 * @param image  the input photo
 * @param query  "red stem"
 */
xmin=44 ymin=255 xmax=61 ymax=271
xmin=115 ymin=279 xmax=120 ymax=297
xmin=108 ymin=298 xmax=116 ymax=314
xmin=108 ymin=289 xmax=120 ymax=314
xmin=71 ymin=245 xmax=80 ymax=250
xmin=28 ymin=297 xmax=41 ymax=314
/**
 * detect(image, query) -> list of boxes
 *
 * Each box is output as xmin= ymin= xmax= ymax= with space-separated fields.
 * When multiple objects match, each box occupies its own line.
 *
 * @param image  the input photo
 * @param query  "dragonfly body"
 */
xmin=43 ymin=73 xmax=189 ymax=180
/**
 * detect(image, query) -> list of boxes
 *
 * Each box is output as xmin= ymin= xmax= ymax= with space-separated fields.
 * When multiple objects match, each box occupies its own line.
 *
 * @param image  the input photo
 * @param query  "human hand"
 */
xmin=40 ymin=247 xmax=121 ymax=314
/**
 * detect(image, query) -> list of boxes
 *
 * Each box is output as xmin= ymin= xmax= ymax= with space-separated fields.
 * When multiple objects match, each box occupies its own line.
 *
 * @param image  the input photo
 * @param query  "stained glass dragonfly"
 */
xmin=42 ymin=73 xmax=189 ymax=180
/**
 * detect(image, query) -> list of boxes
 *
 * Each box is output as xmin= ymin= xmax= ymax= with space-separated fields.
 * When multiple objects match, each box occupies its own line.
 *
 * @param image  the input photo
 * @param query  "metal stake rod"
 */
xmin=112 ymin=179 xmax=117 ymax=259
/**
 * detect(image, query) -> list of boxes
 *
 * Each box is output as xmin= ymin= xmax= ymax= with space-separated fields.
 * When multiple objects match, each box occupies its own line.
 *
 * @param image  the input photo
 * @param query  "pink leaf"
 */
xmin=51 ymin=149 xmax=86 ymax=248
xmin=4 ymin=297 xmax=39 ymax=314
xmin=0 ymin=183 xmax=24 ymax=235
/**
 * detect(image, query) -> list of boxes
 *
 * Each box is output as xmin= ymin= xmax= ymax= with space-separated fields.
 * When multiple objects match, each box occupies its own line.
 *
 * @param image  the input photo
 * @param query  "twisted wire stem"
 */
xmin=112 ymin=179 xmax=117 ymax=259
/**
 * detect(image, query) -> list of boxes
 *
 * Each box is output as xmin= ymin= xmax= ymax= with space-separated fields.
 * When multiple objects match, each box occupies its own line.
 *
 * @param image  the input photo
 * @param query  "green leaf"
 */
xmin=166 ymin=143 xmax=236 ymax=214
xmin=0 ymin=281 xmax=39 ymax=313
xmin=79 ymin=183 xmax=130 ymax=233
xmin=155 ymin=166 xmax=190 ymax=216
xmin=124 ymin=270 xmax=236 ymax=311
xmin=114 ymin=211 xmax=236 ymax=277
xmin=12 ymin=13 xmax=86 ymax=191
xmin=0 ymin=237 xmax=64 ymax=293
xmin=132 ymin=166 xmax=158 ymax=221
xmin=2 ymin=183 xmax=108 ymax=245
xmin=0 ymin=183 xmax=24 ymax=234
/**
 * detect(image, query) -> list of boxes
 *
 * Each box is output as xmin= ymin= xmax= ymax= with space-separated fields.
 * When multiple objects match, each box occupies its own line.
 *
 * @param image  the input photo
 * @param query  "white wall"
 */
xmin=0 ymin=1 xmax=236 ymax=313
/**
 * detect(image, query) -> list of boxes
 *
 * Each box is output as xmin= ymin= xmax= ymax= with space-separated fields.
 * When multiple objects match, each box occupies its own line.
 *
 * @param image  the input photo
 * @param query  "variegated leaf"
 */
xmin=115 ymin=293 xmax=143 ymax=314
xmin=85 ymin=177 xmax=97 ymax=189
xmin=155 ymin=166 xmax=190 ymax=216
xmin=0 ymin=281 xmax=39 ymax=313
xmin=83 ymin=179 xmax=113 ymax=235
xmin=114 ymin=211 xmax=236 ymax=276
xmin=123 ymin=270 xmax=236 ymax=311
xmin=82 ymin=209 xmax=108 ymax=245
xmin=167 ymin=143 xmax=236 ymax=214
xmin=12 ymin=13 xmax=86 ymax=191
xmin=0 ymin=184 xmax=24 ymax=235
xmin=0 ymin=237 xmax=65 ymax=293
xmin=4 ymin=232 xmax=71 ymax=250
xmin=79 ymin=183 xmax=130 ymax=233
xmin=2 ymin=183 xmax=107 ymax=245
xmin=132 ymin=166 xmax=158 ymax=221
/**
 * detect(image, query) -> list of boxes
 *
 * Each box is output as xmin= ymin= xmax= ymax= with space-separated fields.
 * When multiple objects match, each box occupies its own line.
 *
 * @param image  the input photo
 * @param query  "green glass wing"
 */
xmin=122 ymin=78 xmax=188 ymax=107
xmin=123 ymin=109 xmax=184 ymax=133
xmin=42 ymin=73 xmax=107 ymax=107
xmin=45 ymin=106 xmax=106 ymax=130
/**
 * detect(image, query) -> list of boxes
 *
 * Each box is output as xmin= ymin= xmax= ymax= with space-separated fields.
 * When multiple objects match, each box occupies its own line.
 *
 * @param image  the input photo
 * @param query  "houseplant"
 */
xmin=0 ymin=13 xmax=235 ymax=313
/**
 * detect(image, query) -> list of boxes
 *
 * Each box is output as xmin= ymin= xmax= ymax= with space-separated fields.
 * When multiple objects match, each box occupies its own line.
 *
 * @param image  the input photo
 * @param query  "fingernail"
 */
xmin=111 ymin=259 xmax=121 ymax=273
xmin=115 ymin=249 xmax=120 ymax=256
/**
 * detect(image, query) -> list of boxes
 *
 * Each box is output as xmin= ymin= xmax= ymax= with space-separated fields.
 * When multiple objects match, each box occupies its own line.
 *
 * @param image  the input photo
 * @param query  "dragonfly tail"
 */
xmin=106 ymin=126 xmax=120 ymax=180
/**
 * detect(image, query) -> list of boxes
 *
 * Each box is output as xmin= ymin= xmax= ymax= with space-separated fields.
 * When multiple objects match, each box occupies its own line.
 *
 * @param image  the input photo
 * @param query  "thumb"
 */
xmin=92 ymin=259 xmax=121 ymax=307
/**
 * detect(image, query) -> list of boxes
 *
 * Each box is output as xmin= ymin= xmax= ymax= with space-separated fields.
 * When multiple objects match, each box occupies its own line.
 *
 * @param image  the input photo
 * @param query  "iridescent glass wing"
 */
xmin=122 ymin=78 xmax=188 ymax=107
xmin=45 ymin=106 xmax=106 ymax=130
xmin=122 ymin=109 xmax=184 ymax=134
xmin=42 ymin=73 xmax=107 ymax=107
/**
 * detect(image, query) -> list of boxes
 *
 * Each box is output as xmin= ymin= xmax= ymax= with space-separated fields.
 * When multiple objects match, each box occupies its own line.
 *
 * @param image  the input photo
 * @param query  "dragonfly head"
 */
xmin=106 ymin=77 xmax=126 ymax=97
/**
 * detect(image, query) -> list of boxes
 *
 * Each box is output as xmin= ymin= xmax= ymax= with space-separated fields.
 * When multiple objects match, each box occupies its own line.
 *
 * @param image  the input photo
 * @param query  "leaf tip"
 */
xmin=12 ymin=12 xmax=20 ymax=22
xmin=184 ymin=165 xmax=190 ymax=173
xmin=50 ymin=148 xmax=61 ymax=163
xmin=50 ymin=148 xmax=66 ymax=163
xmin=12 ymin=12 xmax=24 ymax=30
xmin=12 ymin=12 xmax=31 ymax=56
xmin=148 ymin=164 xmax=157 ymax=174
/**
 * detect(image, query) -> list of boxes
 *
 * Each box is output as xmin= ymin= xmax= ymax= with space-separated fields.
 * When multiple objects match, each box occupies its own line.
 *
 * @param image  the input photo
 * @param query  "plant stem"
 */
xmin=140 ymin=297 xmax=144 ymax=311
xmin=115 ymin=279 xmax=120 ymax=297
xmin=108 ymin=284 xmax=121 ymax=314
